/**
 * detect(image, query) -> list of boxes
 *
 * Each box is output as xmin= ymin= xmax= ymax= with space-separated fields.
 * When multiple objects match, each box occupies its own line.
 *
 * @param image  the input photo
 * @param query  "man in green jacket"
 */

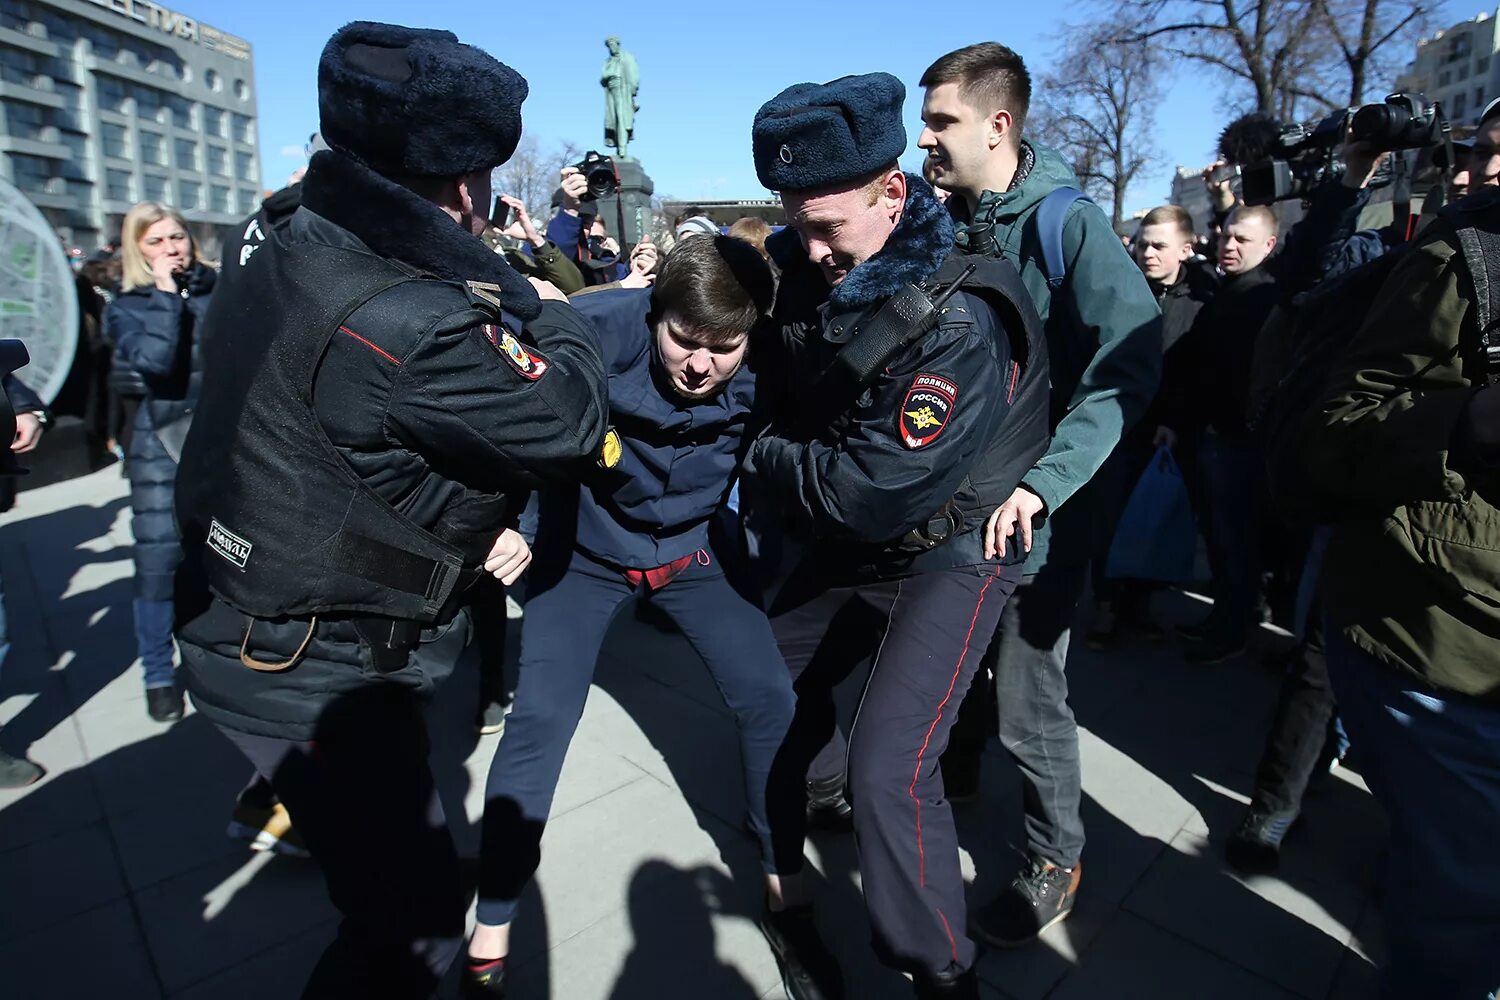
xmin=1302 ymin=173 xmax=1500 ymax=998
xmin=917 ymin=42 xmax=1163 ymax=946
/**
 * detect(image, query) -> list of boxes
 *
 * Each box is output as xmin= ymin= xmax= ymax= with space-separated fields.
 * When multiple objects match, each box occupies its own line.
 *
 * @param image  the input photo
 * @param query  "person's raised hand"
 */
xmin=629 ymin=236 xmax=658 ymax=277
xmin=1340 ymin=135 xmax=1388 ymax=190
xmin=501 ymin=195 xmax=543 ymax=247
xmin=1153 ymin=425 xmax=1178 ymax=451
xmin=559 ymin=167 xmax=588 ymax=212
xmin=1202 ymin=160 xmax=1237 ymax=212
xmin=151 ymin=252 xmax=183 ymax=293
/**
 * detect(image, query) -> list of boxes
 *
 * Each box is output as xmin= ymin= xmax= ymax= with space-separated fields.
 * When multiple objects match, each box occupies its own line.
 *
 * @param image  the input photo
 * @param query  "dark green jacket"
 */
xmin=1303 ymin=209 xmax=1500 ymax=703
xmin=953 ymin=142 xmax=1162 ymax=569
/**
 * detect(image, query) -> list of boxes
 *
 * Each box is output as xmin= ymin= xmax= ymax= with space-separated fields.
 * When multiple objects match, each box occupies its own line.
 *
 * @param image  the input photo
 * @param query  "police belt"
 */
xmin=238 ymin=614 xmax=427 ymax=674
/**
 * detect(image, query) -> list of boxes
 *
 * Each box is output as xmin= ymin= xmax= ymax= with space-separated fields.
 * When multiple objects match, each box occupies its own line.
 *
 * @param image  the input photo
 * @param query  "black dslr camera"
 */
xmin=573 ymin=150 xmax=618 ymax=200
xmin=1242 ymin=92 xmax=1449 ymax=206
xmin=1349 ymin=93 xmax=1448 ymax=151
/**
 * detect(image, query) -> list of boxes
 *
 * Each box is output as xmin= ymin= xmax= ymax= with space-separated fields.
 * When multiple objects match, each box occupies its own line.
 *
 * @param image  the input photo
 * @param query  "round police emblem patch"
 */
xmin=898 ymin=373 xmax=959 ymax=449
xmin=599 ymin=428 xmax=623 ymax=469
xmin=779 ymin=144 xmax=793 ymax=164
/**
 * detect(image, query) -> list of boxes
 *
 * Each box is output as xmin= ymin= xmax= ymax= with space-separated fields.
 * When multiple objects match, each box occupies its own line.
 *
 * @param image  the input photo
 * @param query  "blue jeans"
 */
xmin=133 ymin=597 xmax=176 ymax=689
xmin=475 ymin=545 xmax=798 ymax=926
xmin=1325 ymin=629 xmax=1500 ymax=1000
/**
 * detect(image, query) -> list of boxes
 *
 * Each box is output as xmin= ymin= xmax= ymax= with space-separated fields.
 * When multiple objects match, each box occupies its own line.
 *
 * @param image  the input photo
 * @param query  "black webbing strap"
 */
xmin=326 ymin=531 xmax=466 ymax=607
xmin=1453 ymin=223 xmax=1500 ymax=384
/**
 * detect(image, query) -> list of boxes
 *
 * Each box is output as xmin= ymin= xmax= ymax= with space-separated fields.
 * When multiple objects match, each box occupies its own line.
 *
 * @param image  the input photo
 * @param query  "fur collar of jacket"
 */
xmin=300 ymin=149 xmax=541 ymax=321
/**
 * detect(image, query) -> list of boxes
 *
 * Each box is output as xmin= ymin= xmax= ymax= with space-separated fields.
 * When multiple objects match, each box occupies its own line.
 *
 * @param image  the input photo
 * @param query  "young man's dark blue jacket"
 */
xmin=540 ymin=287 xmax=755 ymax=569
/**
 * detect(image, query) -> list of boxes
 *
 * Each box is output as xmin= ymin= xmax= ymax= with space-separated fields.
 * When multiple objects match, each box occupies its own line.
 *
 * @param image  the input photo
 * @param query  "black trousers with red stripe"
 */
xmin=768 ymin=560 xmax=1023 ymax=981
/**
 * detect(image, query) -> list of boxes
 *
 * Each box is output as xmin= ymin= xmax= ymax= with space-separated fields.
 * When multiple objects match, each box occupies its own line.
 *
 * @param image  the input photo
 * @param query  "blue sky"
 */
xmin=185 ymin=0 xmax=1469 ymax=217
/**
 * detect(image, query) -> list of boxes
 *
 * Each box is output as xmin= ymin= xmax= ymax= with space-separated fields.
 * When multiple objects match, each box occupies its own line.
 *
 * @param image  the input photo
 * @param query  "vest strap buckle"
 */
xmin=240 ymin=616 xmax=318 ymax=673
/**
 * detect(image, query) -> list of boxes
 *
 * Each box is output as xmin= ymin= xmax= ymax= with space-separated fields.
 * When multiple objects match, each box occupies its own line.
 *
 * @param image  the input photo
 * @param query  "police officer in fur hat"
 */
xmin=743 ymin=73 xmax=1050 ymax=999
xmin=173 ymin=21 xmax=608 ymax=998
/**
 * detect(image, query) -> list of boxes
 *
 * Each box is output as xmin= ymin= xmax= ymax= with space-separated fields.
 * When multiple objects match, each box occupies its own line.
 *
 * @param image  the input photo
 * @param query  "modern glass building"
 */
xmin=0 ymin=0 xmax=260 ymax=255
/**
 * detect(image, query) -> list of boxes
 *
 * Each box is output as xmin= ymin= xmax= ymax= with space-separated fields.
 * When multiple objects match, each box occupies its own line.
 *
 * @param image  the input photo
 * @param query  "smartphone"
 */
xmin=491 ymin=196 xmax=514 ymax=228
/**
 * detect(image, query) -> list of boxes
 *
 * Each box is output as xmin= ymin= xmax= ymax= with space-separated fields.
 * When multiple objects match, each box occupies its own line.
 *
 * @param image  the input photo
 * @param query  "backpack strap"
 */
xmin=1453 ymin=223 xmax=1500 ymax=383
xmin=1033 ymin=188 xmax=1092 ymax=290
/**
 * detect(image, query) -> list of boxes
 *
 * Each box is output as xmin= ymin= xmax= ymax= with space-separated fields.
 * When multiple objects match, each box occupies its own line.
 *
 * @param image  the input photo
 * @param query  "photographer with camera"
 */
xmin=490 ymin=193 xmax=586 ymax=294
xmin=1292 ymin=104 xmax=1500 ymax=998
xmin=544 ymin=157 xmax=629 ymax=287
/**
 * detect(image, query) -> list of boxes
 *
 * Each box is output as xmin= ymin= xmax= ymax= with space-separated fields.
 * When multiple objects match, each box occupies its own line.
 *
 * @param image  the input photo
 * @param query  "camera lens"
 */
xmin=1350 ymin=103 xmax=1410 ymax=147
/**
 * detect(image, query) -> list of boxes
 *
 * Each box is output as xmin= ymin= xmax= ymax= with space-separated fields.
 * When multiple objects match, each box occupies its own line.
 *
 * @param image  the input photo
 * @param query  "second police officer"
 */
xmin=743 ymin=73 xmax=1051 ymax=999
xmin=172 ymin=22 xmax=609 ymax=999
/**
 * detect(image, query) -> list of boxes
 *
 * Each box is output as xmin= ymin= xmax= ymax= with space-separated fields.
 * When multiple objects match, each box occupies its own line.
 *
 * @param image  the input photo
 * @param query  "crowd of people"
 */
xmin=1 ymin=19 xmax=1496 ymax=1000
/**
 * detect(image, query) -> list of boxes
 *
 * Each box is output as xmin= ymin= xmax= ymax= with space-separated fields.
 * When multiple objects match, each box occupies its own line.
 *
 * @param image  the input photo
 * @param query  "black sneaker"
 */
xmin=972 ymin=859 xmax=1080 ymax=948
xmin=475 ymin=699 xmax=507 ymax=736
xmin=805 ymin=776 xmax=853 ymax=834
xmin=0 ymin=748 xmax=45 ymax=789
xmin=461 ymin=956 xmax=506 ymax=998
xmin=913 ymin=968 xmax=979 ymax=999
xmin=759 ymin=905 xmax=844 ymax=1000
xmin=146 ymin=686 xmax=183 ymax=723
xmin=1225 ymin=807 xmax=1298 ymax=875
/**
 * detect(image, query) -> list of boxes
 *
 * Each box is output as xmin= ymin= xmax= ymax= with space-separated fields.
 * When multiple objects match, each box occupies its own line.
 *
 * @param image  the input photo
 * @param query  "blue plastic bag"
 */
xmin=1105 ymin=447 xmax=1197 ymax=583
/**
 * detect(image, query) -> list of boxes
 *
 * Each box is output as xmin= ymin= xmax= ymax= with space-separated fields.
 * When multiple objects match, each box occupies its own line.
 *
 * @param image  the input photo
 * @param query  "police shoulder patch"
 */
xmin=898 ymin=373 xmax=958 ymax=449
xmin=483 ymin=324 xmax=550 ymax=381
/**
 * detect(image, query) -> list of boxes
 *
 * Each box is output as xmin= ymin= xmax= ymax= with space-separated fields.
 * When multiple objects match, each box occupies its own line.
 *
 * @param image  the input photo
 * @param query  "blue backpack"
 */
xmin=1032 ymin=187 xmax=1093 ymax=290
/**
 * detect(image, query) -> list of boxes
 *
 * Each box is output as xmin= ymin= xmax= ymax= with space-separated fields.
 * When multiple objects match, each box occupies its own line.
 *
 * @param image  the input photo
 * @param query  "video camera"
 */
xmin=1241 ymin=93 xmax=1449 ymax=206
xmin=573 ymin=150 xmax=619 ymax=201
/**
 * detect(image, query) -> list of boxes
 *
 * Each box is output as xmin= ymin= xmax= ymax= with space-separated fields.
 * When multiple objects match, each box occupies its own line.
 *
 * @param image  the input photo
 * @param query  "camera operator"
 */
xmin=1296 ymin=110 xmax=1500 ymax=998
xmin=171 ymin=23 xmax=608 ymax=998
xmin=545 ymin=166 xmax=628 ymax=286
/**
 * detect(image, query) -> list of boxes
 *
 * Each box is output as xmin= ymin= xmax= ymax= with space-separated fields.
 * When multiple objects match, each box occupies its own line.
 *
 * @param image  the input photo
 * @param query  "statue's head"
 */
xmin=606 ymin=36 xmax=621 ymax=54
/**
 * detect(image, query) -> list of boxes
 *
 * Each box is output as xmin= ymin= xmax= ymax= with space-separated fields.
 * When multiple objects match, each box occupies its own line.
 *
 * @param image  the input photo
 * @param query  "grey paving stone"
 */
xmin=0 ymin=821 xmax=127 ymax=942
xmin=133 ymin=850 xmax=336 ymax=994
xmin=76 ymin=709 xmax=245 ymax=818
xmin=0 ymin=726 xmax=102 ymax=852
xmin=170 ymin=917 xmax=334 ymax=999
xmin=503 ymin=774 xmax=758 ymax=968
xmin=1122 ymin=827 xmax=1364 ymax=998
xmin=110 ymin=784 xmax=254 ymax=892
xmin=507 ymin=859 xmax=780 ymax=1000
xmin=975 ymin=899 xmax=1116 ymax=1000
xmin=1048 ymin=911 xmax=1300 ymax=999
xmin=0 ymin=898 xmax=162 ymax=1000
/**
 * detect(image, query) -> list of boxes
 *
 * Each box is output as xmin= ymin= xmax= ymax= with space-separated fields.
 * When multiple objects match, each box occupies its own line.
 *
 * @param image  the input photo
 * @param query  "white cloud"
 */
xmin=279 ymin=144 xmax=305 ymax=159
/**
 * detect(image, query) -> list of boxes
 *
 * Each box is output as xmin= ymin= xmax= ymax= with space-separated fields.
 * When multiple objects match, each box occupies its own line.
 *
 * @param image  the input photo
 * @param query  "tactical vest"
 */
xmin=930 ymin=252 xmax=1052 ymax=531
xmin=177 ymin=225 xmax=505 ymax=625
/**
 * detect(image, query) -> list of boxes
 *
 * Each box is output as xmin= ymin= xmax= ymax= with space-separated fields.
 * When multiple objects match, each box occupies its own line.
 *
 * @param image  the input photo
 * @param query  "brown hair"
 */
xmin=652 ymin=235 xmax=773 ymax=346
xmin=920 ymin=42 xmax=1032 ymax=135
xmin=1140 ymin=205 xmax=1195 ymax=242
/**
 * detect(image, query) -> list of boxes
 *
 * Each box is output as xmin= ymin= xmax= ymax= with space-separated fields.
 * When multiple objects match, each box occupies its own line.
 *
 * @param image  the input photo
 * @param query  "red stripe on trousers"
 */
xmin=906 ymin=563 xmax=1001 ymax=961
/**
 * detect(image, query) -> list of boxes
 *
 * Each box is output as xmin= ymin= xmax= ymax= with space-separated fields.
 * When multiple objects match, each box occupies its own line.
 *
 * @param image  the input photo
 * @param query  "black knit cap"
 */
xmin=753 ymin=73 xmax=906 ymax=193
xmin=318 ymin=21 xmax=528 ymax=178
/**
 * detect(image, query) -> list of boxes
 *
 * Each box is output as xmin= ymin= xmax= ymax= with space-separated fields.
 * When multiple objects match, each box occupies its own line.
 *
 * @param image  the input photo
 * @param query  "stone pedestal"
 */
xmin=591 ymin=158 xmax=654 ymax=247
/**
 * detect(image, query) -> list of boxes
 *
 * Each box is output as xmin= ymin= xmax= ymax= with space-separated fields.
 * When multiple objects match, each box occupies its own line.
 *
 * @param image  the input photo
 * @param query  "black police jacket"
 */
xmin=549 ymin=287 xmax=755 ymax=569
xmin=175 ymin=150 xmax=609 ymax=740
xmin=746 ymin=176 xmax=1050 ymax=580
